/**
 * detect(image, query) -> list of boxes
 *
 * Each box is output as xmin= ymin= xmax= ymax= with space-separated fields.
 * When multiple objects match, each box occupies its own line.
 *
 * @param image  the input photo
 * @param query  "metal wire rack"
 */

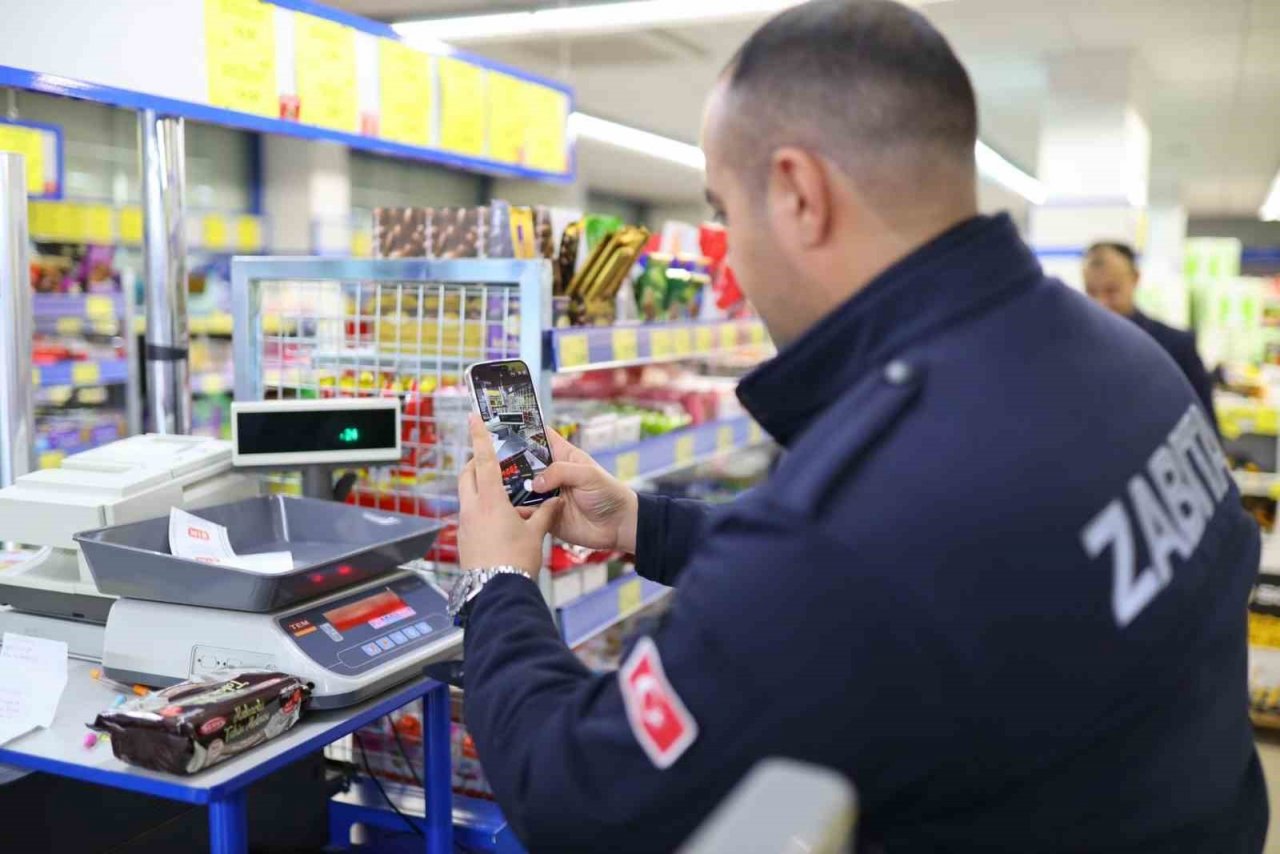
xmin=231 ymin=257 xmax=550 ymax=570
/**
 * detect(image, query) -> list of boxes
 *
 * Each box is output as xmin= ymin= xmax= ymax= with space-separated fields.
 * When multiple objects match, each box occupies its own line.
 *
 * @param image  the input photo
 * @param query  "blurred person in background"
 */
xmin=1085 ymin=241 xmax=1217 ymax=427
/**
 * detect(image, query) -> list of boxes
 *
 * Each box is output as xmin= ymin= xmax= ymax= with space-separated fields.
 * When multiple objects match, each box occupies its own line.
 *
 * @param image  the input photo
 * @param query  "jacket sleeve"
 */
xmin=462 ymin=503 xmax=942 ymax=853
xmin=631 ymin=493 xmax=712 ymax=587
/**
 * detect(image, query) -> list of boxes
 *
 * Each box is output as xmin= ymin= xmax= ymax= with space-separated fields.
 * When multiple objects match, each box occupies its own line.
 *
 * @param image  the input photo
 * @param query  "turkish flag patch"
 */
xmin=618 ymin=637 xmax=698 ymax=769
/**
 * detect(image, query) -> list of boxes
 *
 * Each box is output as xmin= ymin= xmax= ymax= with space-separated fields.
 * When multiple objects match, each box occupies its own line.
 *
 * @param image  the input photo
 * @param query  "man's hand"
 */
xmin=529 ymin=430 xmax=640 ymax=553
xmin=458 ymin=415 xmax=562 ymax=576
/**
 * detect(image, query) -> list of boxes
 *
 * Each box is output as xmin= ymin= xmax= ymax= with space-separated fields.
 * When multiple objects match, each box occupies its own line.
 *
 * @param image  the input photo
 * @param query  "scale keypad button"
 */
xmin=389 ymin=631 xmax=408 ymax=645
xmin=403 ymin=626 xmax=420 ymax=639
xmin=362 ymin=643 xmax=381 ymax=657
xmin=376 ymin=637 xmax=395 ymax=651
xmin=414 ymin=621 xmax=432 ymax=636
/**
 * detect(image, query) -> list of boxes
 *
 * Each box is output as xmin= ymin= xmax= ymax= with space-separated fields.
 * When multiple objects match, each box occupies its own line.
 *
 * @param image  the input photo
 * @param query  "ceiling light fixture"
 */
xmin=975 ymin=141 xmax=1046 ymax=205
xmin=1260 ymin=171 xmax=1280 ymax=222
xmin=570 ymin=112 xmax=706 ymax=171
xmin=395 ymin=0 xmax=807 ymax=44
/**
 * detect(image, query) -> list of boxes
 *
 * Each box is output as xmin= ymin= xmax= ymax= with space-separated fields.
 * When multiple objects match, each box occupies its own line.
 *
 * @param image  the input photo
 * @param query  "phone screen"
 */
xmin=467 ymin=360 xmax=558 ymax=506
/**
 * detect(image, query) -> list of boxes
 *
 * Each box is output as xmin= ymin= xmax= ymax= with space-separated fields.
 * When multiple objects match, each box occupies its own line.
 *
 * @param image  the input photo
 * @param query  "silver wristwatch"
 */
xmin=447 ymin=566 xmax=534 ymax=621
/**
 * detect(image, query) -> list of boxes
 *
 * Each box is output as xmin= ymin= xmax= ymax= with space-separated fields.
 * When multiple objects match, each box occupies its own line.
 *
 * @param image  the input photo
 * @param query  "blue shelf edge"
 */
xmin=329 ymin=789 xmax=525 ymax=853
xmin=36 ymin=357 xmax=130 ymax=388
xmin=33 ymin=292 xmax=126 ymax=318
xmin=559 ymin=573 xmax=670 ymax=648
xmin=592 ymin=415 xmax=765 ymax=482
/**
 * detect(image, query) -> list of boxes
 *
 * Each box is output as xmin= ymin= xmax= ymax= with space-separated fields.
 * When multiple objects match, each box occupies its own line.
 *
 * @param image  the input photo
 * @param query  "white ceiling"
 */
xmin=331 ymin=0 xmax=1280 ymax=217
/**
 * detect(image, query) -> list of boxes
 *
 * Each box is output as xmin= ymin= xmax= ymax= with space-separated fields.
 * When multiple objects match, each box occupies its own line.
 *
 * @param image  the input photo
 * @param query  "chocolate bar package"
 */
xmin=92 ymin=671 xmax=310 ymax=775
xmin=430 ymin=207 xmax=484 ymax=259
xmin=374 ymin=208 xmax=428 ymax=258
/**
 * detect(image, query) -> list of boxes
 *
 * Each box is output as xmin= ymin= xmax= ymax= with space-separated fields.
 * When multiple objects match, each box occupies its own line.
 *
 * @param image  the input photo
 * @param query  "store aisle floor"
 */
xmin=1256 ymin=732 xmax=1280 ymax=852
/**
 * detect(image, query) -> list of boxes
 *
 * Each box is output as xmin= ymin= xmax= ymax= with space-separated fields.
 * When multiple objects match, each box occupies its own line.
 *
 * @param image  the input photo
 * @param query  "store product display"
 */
xmin=92 ymin=671 xmax=309 ymax=775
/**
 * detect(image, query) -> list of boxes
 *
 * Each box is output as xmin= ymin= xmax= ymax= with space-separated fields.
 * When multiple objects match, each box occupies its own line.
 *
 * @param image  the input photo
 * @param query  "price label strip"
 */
xmin=615 ymin=451 xmax=639 ymax=482
xmin=695 ymin=325 xmax=715 ymax=354
xmin=559 ymin=333 xmax=589 ymax=369
xmin=716 ymin=425 xmax=735 ymax=454
xmin=612 ymin=328 xmax=640 ymax=363
xmin=617 ymin=578 xmax=642 ymax=615
xmin=672 ymin=327 xmax=693 ymax=357
xmin=650 ymin=328 xmax=674 ymax=360
xmin=675 ymin=434 xmax=695 ymax=467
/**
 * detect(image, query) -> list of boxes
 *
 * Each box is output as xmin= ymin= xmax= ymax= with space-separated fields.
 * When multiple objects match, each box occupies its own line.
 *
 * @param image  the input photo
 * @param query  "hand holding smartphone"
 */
xmin=464 ymin=359 xmax=560 ymax=507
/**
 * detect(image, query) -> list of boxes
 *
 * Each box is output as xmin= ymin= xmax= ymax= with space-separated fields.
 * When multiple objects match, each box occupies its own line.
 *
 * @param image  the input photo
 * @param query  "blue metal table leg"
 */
xmin=209 ymin=788 xmax=249 ymax=854
xmin=423 ymin=683 xmax=453 ymax=853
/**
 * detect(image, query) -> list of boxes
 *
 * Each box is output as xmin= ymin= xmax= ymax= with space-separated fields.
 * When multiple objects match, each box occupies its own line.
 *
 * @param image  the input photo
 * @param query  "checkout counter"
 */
xmin=0 ymin=401 xmax=466 ymax=853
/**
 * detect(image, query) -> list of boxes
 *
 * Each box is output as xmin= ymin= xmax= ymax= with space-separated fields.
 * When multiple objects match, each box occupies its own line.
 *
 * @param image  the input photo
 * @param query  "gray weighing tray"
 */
xmin=75 ymin=496 xmax=442 ymax=613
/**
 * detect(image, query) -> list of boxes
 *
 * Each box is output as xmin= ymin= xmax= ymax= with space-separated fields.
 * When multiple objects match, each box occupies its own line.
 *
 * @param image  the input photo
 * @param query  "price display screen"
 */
xmin=323 ymin=589 xmax=416 ymax=632
xmin=235 ymin=408 xmax=397 ymax=455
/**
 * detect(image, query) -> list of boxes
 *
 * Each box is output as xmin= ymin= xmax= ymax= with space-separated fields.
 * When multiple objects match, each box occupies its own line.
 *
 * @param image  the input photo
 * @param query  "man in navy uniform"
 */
xmin=1084 ymin=241 xmax=1218 ymax=426
xmin=452 ymin=1 xmax=1267 ymax=851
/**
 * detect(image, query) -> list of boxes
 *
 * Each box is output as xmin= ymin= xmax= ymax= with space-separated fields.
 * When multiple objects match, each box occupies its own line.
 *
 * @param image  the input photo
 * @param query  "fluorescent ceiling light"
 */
xmin=975 ymin=141 xmax=1046 ymax=205
xmin=573 ymin=113 xmax=1045 ymax=206
xmin=396 ymin=0 xmax=805 ymax=43
xmin=1261 ymin=171 xmax=1280 ymax=222
xmin=571 ymin=112 xmax=706 ymax=171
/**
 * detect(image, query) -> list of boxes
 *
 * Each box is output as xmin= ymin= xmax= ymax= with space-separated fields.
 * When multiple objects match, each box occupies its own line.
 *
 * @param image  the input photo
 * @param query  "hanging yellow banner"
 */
xmin=378 ymin=39 xmax=432 ymax=147
xmin=525 ymin=84 xmax=569 ymax=174
xmin=438 ymin=57 xmax=486 ymax=158
xmin=120 ymin=206 xmax=144 ymax=245
xmin=205 ymin=0 xmax=278 ymax=118
xmin=294 ymin=13 xmax=358 ymax=133
xmin=487 ymin=71 xmax=528 ymax=166
xmin=0 ymin=124 xmax=45 ymax=195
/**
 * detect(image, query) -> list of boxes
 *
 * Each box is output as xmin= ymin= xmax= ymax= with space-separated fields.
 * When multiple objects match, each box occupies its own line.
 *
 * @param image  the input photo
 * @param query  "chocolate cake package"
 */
xmin=92 ymin=671 xmax=311 ymax=775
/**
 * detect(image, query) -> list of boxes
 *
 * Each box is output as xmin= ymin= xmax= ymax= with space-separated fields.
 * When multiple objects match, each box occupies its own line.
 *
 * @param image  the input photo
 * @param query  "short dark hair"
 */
xmin=1086 ymin=242 xmax=1139 ymax=271
xmin=723 ymin=0 xmax=977 ymax=190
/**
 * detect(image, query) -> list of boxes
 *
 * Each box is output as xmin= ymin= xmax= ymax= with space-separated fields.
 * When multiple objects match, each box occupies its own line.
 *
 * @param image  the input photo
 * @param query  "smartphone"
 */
xmin=464 ymin=359 xmax=559 ymax=507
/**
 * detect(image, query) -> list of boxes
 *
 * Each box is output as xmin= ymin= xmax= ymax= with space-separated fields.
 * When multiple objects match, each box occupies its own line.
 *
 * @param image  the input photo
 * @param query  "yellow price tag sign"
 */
xmin=675 ymin=434 xmax=695 ymax=467
xmin=92 ymin=320 xmax=118 ymax=336
xmin=719 ymin=323 xmax=739 ymax=349
xmin=695 ymin=325 xmax=715 ymax=353
xmin=717 ymin=425 xmax=735 ymax=454
xmin=28 ymin=200 xmax=54 ymax=238
xmin=438 ymin=57 xmax=486 ymax=157
xmin=487 ymin=71 xmax=529 ymax=165
xmin=85 ymin=295 xmax=114 ymax=320
xmin=378 ymin=39 xmax=432 ymax=147
xmin=203 ymin=214 xmax=230 ymax=250
xmin=58 ymin=203 xmax=86 ymax=242
xmin=672 ymin=326 xmax=693 ymax=357
xmin=749 ymin=422 xmax=765 ymax=444
xmin=749 ymin=322 xmax=766 ymax=346
xmin=617 ymin=577 xmax=642 ymax=615
xmin=236 ymin=215 xmax=263 ymax=251
xmin=31 ymin=367 xmax=39 ymax=387
xmin=120 ymin=206 xmax=143 ymax=244
xmin=0 ymin=123 xmax=46 ymax=195
xmin=351 ymin=229 xmax=373 ymax=258
xmin=38 ymin=450 xmax=65 ymax=470
xmin=83 ymin=204 xmax=114 ymax=243
xmin=294 ymin=12 xmax=358 ymax=133
xmin=1268 ymin=480 xmax=1280 ymax=502
xmin=201 ymin=373 xmax=227 ymax=395
xmin=559 ymin=334 xmax=589 ymax=369
xmin=205 ymin=0 xmax=278 ymax=117
xmin=615 ymin=451 xmax=639 ymax=482
xmin=612 ymin=328 xmax=639 ymax=362
xmin=71 ymin=361 xmax=101 ymax=386
xmin=650 ymin=328 xmax=674 ymax=359
xmin=524 ymin=84 xmax=570 ymax=174
xmin=208 ymin=313 xmax=234 ymax=336
xmin=55 ymin=317 xmax=82 ymax=335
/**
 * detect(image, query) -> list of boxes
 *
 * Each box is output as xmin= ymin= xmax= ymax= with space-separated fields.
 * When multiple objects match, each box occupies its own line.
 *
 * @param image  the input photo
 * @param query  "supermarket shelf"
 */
xmin=34 ymin=358 xmax=130 ymax=388
xmin=310 ymin=346 xmax=480 ymax=372
xmin=558 ymin=572 xmax=670 ymax=648
xmin=33 ymin=292 xmax=124 ymax=319
xmin=592 ymin=415 xmax=769 ymax=484
xmin=330 ymin=781 xmax=523 ymax=853
xmin=1235 ymin=470 xmax=1279 ymax=499
xmin=547 ymin=319 xmax=771 ymax=372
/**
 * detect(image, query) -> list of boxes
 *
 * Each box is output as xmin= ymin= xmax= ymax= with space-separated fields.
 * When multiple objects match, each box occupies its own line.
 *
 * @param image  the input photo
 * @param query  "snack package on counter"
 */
xmin=92 ymin=671 xmax=310 ymax=774
xmin=486 ymin=200 xmax=516 ymax=259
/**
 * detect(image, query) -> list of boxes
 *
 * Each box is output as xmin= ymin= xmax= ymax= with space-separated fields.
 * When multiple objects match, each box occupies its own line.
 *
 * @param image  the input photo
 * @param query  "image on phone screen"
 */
xmin=467 ymin=360 xmax=557 ymax=507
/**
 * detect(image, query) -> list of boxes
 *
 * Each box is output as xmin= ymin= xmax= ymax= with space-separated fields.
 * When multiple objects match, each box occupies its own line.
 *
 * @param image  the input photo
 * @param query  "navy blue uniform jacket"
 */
xmin=1129 ymin=310 xmax=1217 ymax=430
xmin=463 ymin=214 xmax=1267 ymax=853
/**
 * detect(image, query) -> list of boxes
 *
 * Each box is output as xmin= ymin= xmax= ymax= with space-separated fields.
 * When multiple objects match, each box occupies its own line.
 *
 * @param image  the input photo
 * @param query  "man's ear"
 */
xmin=767 ymin=146 xmax=832 ymax=249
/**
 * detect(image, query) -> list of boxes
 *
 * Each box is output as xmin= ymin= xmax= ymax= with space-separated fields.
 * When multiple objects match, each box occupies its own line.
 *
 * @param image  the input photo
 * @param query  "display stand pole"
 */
xmin=0 ymin=151 xmax=32 ymax=486
xmin=139 ymin=110 xmax=191 ymax=435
